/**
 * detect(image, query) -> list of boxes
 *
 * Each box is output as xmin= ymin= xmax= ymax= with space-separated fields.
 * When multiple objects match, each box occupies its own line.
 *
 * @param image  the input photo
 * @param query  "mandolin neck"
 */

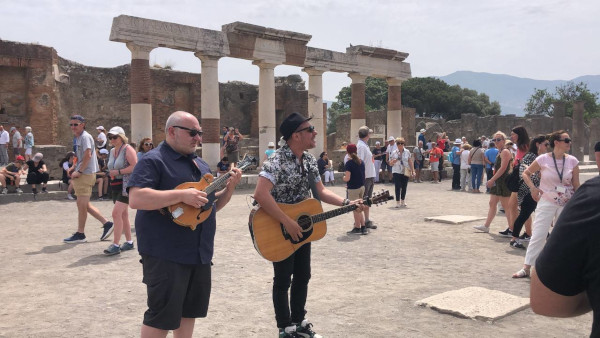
xmin=205 ymin=171 xmax=231 ymax=194
xmin=311 ymin=204 xmax=360 ymax=223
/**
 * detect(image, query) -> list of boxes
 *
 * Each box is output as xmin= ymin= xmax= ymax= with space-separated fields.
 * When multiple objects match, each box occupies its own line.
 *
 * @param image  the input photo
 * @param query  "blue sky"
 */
xmin=2 ymin=0 xmax=599 ymax=101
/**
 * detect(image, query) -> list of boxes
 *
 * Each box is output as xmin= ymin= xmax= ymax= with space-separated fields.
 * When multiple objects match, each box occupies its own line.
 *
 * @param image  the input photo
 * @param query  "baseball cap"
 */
xmin=32 ymin=153 xmax=43 ymax=161
xmin=99 ymin=149 xmax=109 ymax=155
xmin=96 ymin=126 xmax=105 ymax=131
xmin=108 ymin=126 xmax=125 ymax=136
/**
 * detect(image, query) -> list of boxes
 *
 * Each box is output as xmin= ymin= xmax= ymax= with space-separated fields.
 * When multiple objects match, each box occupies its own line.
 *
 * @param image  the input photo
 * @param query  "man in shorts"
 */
xmin=128 ymin=111 xmax=242 ymax=337
xmin=0 ymin=155 xmax=26 ymax=194
xmin=428 ymin=142 xmax=443 ymax=183
xmin=357 ymin=126 xmax=377 ymax=230
xmin=63 ymin=115 xmax=114 ymax=243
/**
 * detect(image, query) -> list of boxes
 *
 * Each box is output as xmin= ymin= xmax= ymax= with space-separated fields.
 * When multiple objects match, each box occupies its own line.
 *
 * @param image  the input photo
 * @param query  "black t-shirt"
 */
xmin=317 ymin=158 xmax=327 ymax=175
xmin=595 ymin=141 xmax=600 ymax=152
xmin=536 ymin=176 xmax=600 ymax=337
xmin=344 ymin=159 xmax=365 ymax=190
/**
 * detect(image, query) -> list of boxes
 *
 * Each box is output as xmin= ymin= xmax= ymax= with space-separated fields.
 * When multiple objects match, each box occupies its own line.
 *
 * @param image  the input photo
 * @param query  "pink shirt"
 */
xmin=536 ymin=153 xmax=579 ymax=206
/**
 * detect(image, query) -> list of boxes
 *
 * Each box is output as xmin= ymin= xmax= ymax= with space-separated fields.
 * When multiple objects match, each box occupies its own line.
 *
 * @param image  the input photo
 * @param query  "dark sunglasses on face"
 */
xmin=397 ymin=142 xmax=404 ymax=145
xmin=108 ymin=135 xmax=119 ymax=140
xmin=493 ymin=138 xmax=504 ymax=142
xmin=558 ymin=138 xmax=571 ymax=144
xmin=295 ymin=125 xmax=315 ymax=133
xmin=69 ymin=123 xmax=80 ymax=127
xmin=173 ymin=125 xmax=203 ymax=137
xmin=543 ymin=142 xmax=550 ymax=147
xmin=144 ymin=142 xmax=153 ymax=146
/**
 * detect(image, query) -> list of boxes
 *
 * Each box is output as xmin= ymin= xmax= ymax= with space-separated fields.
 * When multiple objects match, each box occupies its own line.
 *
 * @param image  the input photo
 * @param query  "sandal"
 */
xmin=512 ymin=268 xmax=530 ymax=279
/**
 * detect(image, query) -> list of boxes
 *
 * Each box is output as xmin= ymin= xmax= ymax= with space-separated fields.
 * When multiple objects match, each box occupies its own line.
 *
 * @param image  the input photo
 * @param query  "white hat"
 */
xmin=420 ymin=129 xmax=426 ymax=133
xmin=388 ymin=136 xmax=395 ymax=141
xmin=267 ymin=141 xmax=275 ymax=147
xmin=375 ymin=141 xmax=381 ymax=145
xmin=96 ymin=126 xmax=105 ymax=131
xmin=454 ymin=138 xmax=462 ymax=145
xmin=108 ymin=126 xmax=125 ymax=136
xmin=99 ymin=148 xmax=109 ymax=155
xmin=32 ymin=152 xmax=43 ymax=161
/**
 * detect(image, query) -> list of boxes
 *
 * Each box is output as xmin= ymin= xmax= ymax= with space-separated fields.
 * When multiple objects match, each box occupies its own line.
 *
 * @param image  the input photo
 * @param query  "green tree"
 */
xmin=525 ymin=82 xmax=599 ymax=122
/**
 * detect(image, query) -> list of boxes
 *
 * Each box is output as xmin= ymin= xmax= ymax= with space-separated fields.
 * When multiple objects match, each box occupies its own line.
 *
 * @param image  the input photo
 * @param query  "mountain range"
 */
xmin=438 ymin=71 xmax=600 ymax=116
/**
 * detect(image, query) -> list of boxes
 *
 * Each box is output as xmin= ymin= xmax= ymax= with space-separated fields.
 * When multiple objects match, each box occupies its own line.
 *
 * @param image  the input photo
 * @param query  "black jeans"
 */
xmin=452 ymin=164 xmax=461 ymax=189
xmin=512 ymin=193 xmax=537 ymax=237
xmin=273 ymin=242 xmax=311 ymax=328
xmin=486 ymin=168 xmax=494 ymax=192
xmin=393 ymin=173 xmax=409 ymax=201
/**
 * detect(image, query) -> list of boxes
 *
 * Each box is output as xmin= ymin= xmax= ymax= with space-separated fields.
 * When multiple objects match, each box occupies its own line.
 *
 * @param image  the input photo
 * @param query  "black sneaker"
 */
xmin=279 ymin=326 xmax=300 ymax=338
xmin=63 ymin=232 xmax=87 ymax=244
xmin=41 ymin=187 xmax=48 ymax=193
xmin=100 ymin=221 xmax=114 ymax=241
xmin=498 ymin=228 xmax=512 ymax=237
xmin=365 ymin=220 xmax=377 ymax=229
xmin=347 ymin=227 xmax=362 ymax=235
xmin=519 ymin=233 xmax=531 ymax=242
xmin=32 ymin=187 xmax=38 ymax=195
xmin=361 ymin=226 xmax=369 ymax=235
xmin=295 ymin=320 xmax=322 ymax=338
xmin=510 ymin=240 xmax=526 ymax=249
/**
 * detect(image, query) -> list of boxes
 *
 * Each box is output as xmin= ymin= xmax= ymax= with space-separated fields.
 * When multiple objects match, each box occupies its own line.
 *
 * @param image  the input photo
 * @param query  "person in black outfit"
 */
xmin=26 ymin=152 xmax=50 ymax=194
xmin=531 ymin=175 xmax=600 ymax=337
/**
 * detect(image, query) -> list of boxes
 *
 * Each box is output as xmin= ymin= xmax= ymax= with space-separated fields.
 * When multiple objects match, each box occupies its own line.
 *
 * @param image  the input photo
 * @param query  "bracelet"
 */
xmin=342 ymin=198 xmax=350 ymax=206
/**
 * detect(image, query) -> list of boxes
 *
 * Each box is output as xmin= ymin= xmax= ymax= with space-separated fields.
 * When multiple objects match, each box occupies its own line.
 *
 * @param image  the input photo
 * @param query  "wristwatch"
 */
xmin=342 ymin=198 xmax=350 ymax=206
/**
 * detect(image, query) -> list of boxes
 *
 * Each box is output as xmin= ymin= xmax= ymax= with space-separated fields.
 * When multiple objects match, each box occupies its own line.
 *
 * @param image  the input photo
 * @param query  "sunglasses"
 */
xmin=557 ymin=138 xmax=571 ymax=144
xmin=173 ymin=125 xmax=203 ymax=137
xmin=144 ymin=142 xmax=153 ymax=146
xmin=493 ymin=138 xmax=504 ymax=142
xmin=397 ymin=142 xmax=404 ymax=145
xmin=295 ymin=125 xmax=315 ymax=133
xmin=108 ymin=135 xmax=119 ymax=140
xmin=69 ymin=123 xmax=80 ymax=127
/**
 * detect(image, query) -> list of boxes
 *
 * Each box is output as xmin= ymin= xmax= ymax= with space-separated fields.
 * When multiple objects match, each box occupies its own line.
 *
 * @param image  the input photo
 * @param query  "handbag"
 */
xmin=506 ymin=159 xmax=521 ymax=192
xmin=404 ymin=166 xmax=411 ymax=177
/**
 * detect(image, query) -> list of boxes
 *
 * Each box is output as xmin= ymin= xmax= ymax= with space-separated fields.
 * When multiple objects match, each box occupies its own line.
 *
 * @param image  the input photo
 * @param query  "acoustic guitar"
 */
xmin=168 ymin=156 xmax=255 ymax=230
xmin=248 ymin=190 xmax=392 ymax=262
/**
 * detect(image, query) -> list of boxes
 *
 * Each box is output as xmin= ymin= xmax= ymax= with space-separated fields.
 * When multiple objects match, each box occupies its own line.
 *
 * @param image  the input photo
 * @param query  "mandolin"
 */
xmin=168 ymin=156 xmax=255 ymax=230
xmin=248 ymin=190 xmax=392 ymax=262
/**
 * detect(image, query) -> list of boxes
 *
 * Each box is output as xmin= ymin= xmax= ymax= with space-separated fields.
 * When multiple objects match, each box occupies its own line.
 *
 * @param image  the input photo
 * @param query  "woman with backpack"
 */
xmin=468 ymin=139 xmax=486 ymax=193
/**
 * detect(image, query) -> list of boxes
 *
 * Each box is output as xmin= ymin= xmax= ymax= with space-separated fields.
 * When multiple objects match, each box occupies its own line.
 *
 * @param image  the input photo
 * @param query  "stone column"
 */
xmin=387 ymin=77 xmax=403 ymax=139
xmin=552 ymin=101 xmax=565 ymax=132
xmin=303 ymin=67 xmax=326 ymax=157
xmin=572 ymin=101 xmax=585 ymax=160
xmin=348 ymin=73 xmax=367 ymax=141
xmin=195 ymin=53 xmax=221 ymax=170
xmin=126 ymin=43 xmax=154 ymax=145
xmin=589 ymin=118 xmax=600 ymax=160
xmin=253 ymin=61 xmax=277 ymax=165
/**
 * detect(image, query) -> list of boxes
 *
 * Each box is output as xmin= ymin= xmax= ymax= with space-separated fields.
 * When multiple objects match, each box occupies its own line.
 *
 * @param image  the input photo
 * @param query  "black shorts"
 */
xmin=141 ymin=254 xmax=212 ymax=330
xmin=111 ymin=189 xmax=129 ymax=204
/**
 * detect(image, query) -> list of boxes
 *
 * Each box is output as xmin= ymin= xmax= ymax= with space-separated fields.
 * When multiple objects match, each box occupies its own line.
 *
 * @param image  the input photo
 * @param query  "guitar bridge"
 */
xmin=171 ymin=207 xmax=184 ymax=219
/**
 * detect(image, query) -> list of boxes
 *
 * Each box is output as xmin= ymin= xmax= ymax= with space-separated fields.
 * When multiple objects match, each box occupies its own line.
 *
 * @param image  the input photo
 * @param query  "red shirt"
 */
xmin=429 ymin=147 xmax=443 ymax=163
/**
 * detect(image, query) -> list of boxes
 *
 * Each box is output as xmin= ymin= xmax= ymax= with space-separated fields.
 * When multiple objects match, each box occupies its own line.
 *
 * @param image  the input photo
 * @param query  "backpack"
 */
xmin=506 ymin=159 xmax=521 ymax=192
xmin=448 ymin=149 xmax=455 ymax=164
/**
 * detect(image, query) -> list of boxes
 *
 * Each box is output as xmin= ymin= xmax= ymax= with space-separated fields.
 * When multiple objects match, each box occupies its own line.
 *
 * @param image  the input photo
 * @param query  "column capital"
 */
xmin=194 ymin=53 xmax=222 ymax=64
xmin=348 ymin=72 xmax=368 ymax=83
xmin=126 ymin=43 xmax=155 ymax=60
xmin=252 ymin=61 xmax=278 ymax=69
xmin=302 ymin=67 xmax=327 ymax=76
xmin=386 ymin=77 xmax=404 ymax=86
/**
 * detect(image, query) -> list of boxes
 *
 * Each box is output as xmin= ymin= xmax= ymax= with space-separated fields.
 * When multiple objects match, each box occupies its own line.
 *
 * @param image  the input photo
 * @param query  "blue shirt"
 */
xmin=418 ymin=134 xmax=426 ymax=146
xmin=127 ymin=141 xmax=216 ymax=265
xmin=485 ymin=148 xmax=499 ymax=169
xmin=451 ymin=146 xmax=461 ymax=165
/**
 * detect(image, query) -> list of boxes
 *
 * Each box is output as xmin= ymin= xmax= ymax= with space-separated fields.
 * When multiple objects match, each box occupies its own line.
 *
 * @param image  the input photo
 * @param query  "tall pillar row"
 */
xmin=572 ymin=101 xmax=585 ymax=161
xmin=387 ymin=77 xmax=403 ymax=140
xmin=126 ymin=43 xmax=154 ymax=145
xmin=348 ymin=73 xmax=367 ymax=142
xmin=254 ymin=61 xmax=277 ymax=165
xmin=195 ymin=53 xmax=221 ymax=169
xmin=304 ymin=67 xmax=325 ymax=157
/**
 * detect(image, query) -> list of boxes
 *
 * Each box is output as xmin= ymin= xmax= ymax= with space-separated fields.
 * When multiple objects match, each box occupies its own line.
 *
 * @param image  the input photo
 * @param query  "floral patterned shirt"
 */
xmin=259 ymin=144 xmax=320 ymax=204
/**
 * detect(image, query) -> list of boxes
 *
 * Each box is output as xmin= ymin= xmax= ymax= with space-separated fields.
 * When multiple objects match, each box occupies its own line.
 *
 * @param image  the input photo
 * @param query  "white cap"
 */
xmin=108 ymin=126 xmax=125 ymax=136
xmin=99 ymin=149 xmax=109 ymax=155
xmin=375 ymin=141 xmax=381 ymax=145
xmin=420 ymin=129 xmax=426 ymax=133
xmin=96 ymin=126 xmax=104 ymax=130
xmin=32 ymin=152 xmax=43 ymax=161
xmin=454 ymin=138 xmax=462 ymax=144
xmin=267 ymin=141 xmax=275 ymax=147
xmin=388 ymin=136 xmax=395 ymax=141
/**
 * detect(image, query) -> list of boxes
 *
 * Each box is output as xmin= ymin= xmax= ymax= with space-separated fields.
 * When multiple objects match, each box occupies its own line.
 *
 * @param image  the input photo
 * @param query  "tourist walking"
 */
xmin=62 ymin=115 xmax=114 ymax=244
xmin=10 ymin=127 xmax=22 ymax=160
xmin=373 ymin=141 xmax=384 ymax=183
xmin=428 ymin=141 xmax=443 ymax=183
xmin=508 ymin=135 xmax=549 ymax=249
xmin=357 ymin=126 xmax=377 ymax=230
xmin=473 ymin=131 xmax=514 ymax=233
xmin=450 ymin=138 xmax=462 ymax=190
xmin=24 ymin=126 xmax=34 ymax=161
xmin=459 ymin=143 xmax=471 ymax=191
xmin=503 ymin=126 xmax=530 ymax=236
xmin=468 ymin=139 xmax=486 ymax=193
xmin=0 ymin=125 xmax=9 ymax=166
xmin=389 ymin=137 xmax=414 ymax=208
xmin=512 ymin=130 xmax=580 ymax=278
xmin=412 ymin=140 xmax=425 ymax=183
xmin=344 ymin=143 xmax=366 ymax=234
xmin=103 ymin=126 xmax=138 ymax=256
xmin=484 ymin=142 xmax=499 ymax=192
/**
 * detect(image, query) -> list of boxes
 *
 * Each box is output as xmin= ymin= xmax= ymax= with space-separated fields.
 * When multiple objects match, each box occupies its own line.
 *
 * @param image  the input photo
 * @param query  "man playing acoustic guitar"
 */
xmin=253 ymin=112 xmax=362 ymax=338
xmin=128 ymin=111 xmax=242 ymax=338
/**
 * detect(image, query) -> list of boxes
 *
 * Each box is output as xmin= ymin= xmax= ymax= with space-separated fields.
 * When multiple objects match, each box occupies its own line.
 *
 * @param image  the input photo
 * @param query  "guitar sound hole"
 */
xmin=297 ymin=215 xmax=312 ymax=232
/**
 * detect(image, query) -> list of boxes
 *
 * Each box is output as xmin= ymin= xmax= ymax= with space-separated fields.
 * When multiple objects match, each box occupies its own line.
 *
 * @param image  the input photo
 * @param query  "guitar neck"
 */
xmin=311 ymin=204 xmax=359 ymax=223
xmin=205 ymin=172 xmax=231 ymax=194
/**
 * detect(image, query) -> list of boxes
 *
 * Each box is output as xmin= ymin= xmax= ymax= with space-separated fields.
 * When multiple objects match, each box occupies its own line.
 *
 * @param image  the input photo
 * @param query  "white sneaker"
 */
xmin=473 ymin=225 xmax=489 ymax=233
xmin=15 ymin=188 xmax=23 ymax=194
xmin=67 ymin=194 xmax=75 ymax=200
xmin=1 ymin=188 xmax=7 ymax=195
xmin=395 ymin=201 xmax=401 ymax=208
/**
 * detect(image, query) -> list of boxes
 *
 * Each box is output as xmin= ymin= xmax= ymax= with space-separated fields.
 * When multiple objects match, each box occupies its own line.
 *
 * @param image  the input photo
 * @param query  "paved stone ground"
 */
xmin=0 ymin=173 xmax=597 ymax=337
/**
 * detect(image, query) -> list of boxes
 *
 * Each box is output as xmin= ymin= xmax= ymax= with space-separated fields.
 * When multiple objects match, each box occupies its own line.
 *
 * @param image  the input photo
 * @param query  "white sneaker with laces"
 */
xmin=16 ymin=188 xmax=23 ymax=194
xmin=1 ymin=188 xmax=7 ymax=195
xmin=67 ymin=194 xmax=76 ymax=200
xmin=473 ymin=224 xmax=489 ymax=233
